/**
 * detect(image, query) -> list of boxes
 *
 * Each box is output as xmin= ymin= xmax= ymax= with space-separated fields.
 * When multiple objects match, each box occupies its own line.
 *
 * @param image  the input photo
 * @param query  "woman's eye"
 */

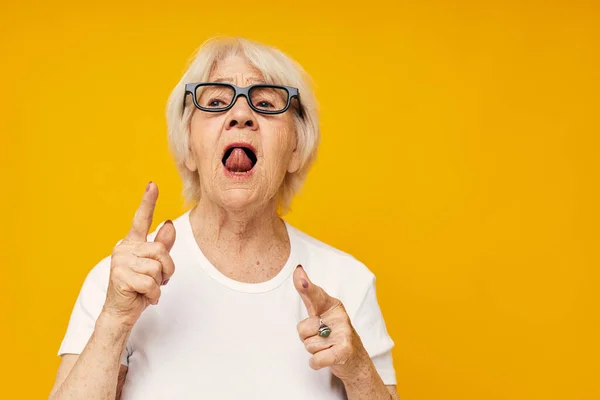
xmin=207 ymin=98 xmax=225 ymax=107
xmin=257 ymin=100 xmax=274 ymax=108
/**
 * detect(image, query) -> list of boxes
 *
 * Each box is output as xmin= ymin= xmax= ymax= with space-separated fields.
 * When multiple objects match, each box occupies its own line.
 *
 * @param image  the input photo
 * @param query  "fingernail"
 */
xmin=301 ymin=278 xmax=308 ymax=289
xmin=165 ymin=219 xmax=173 ymax=226
xmin=163 ymin=279 xmax=170 ymax=286
xmin=146 ymin=181 xmax=152 ymax=192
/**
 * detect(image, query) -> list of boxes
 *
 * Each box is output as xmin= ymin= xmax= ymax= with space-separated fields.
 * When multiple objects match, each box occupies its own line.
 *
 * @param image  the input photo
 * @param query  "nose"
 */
xmin=225 ymin=96 xmax=258 ymax=131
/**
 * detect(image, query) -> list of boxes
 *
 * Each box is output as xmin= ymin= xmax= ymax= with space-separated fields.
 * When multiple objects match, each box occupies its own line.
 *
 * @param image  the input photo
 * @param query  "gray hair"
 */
xmin=165 ymin=36 xmax=320 ymax=214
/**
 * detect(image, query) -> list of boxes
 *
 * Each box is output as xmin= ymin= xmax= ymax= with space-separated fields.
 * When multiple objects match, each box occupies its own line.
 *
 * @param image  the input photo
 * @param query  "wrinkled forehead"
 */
xmin=207 ymin=54 xmax=275 ymax=85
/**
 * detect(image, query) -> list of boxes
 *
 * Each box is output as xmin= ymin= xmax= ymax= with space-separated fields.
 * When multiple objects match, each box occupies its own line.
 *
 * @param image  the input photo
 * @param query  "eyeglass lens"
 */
xmin=195 ymin=85 xmax=289 ymax=112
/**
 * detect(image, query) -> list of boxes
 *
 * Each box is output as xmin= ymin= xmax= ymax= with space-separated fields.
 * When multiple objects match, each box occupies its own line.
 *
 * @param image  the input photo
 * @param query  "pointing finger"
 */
xmin=293 ymin=264 xmax=337 ymax=317
xmin=126 ymin=181 xmax=158 ymax=242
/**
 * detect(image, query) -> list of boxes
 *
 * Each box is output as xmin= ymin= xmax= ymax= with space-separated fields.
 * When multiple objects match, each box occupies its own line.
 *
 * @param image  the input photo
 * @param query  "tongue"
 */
xmin=225 ymin=148 xmax=253 ymax=173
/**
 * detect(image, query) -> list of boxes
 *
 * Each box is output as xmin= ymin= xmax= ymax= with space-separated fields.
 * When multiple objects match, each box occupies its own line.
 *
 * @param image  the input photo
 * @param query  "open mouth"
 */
xmin=222 ymin=145 xmax=258 ymax=173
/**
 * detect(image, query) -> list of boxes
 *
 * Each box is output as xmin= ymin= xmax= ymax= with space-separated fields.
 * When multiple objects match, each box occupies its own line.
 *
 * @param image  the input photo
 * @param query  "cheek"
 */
xmin=265 ymin=126 xmax=295 ymax=166
xmin=259 ymin=125 xmax=296 ymax=189
xmin=271 ymin=119 xmax=296 ymax=155
xmin=189 ymin=115 xmax=221 ymax=166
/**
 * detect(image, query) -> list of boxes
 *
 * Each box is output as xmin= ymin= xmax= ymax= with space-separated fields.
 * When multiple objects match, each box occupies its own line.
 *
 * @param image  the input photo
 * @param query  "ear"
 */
xmin=287 ymin=146 xmax=302 ymax=174
xmin=184 ymin=142 xmax=198 ymax=172
xmin=287 ymin=128 xmax=302 ymax=174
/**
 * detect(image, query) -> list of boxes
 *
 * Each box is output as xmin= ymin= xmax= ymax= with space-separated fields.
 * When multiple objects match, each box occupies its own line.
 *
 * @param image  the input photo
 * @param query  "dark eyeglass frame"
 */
xmin=183 ymin=82 xmax=303 ymax=118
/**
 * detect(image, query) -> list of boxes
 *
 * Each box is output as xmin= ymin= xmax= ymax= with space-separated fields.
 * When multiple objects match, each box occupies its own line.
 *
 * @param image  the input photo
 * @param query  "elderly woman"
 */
xmin=50 ymin=37 xmax=399 ymax=400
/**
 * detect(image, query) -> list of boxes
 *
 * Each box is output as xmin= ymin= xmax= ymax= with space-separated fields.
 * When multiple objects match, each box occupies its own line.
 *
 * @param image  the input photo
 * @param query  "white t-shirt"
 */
xmin=58 ymin=209 xmax=396 ymax=399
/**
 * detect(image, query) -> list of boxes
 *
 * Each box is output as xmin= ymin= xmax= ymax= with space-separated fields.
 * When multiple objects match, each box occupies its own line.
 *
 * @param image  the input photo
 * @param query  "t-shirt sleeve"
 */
xmin=351 ymin=275 xmax=397 ymax=385
xmin=57 ymin=255 xmax=131 ymax=366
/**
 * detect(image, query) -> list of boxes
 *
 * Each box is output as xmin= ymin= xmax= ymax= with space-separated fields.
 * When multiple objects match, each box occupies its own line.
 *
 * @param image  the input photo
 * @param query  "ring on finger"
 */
xmin=318 ymin=317 xmax=332 ymax=338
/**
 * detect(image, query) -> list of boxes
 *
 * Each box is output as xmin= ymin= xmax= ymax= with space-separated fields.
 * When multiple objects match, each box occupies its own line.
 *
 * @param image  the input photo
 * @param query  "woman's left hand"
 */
xmin=293 ymin=264 xmax=371 ymax=382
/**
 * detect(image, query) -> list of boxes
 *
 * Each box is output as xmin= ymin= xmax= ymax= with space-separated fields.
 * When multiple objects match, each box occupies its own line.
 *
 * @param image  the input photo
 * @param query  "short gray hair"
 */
xmin=165 ymin=36 xmax=320 ymax=214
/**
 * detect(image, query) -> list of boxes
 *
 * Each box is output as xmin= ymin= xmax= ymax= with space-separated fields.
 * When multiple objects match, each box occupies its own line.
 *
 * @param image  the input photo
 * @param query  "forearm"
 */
xmin=342 ymin=358 xmax=392 ymax=400
xmin=50 ymin=313 xmax=131 ymax=400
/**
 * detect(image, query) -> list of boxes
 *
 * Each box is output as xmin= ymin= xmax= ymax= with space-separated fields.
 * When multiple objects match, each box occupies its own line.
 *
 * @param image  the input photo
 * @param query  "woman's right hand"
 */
xmin=101 ymin=181 xmax=176 ymax=327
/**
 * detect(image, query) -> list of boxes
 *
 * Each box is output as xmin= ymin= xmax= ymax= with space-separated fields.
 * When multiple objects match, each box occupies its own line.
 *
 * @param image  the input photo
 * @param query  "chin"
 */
xmin=218 ymin=188 xmax=261 ymax=211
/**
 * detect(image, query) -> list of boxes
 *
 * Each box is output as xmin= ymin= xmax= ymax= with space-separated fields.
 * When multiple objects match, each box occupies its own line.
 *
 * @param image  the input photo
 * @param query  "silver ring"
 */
xmin=318 ymin=317 xmax=332 ymax=338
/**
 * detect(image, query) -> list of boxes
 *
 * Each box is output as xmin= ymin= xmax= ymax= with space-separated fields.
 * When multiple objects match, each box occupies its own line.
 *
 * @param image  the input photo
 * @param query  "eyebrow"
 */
xmin=211 ymin=76 xmax=266 ymax=85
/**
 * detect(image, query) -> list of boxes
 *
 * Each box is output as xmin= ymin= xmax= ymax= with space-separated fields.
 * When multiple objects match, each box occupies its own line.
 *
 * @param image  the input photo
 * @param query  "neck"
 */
xmin=189 ymin=197 xmax=288 ymax=255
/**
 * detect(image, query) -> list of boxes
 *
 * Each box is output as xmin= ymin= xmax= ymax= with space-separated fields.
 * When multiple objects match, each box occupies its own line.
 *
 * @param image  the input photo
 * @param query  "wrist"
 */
xmin=97 ymin=309 xmax=136 ymax=334
xmin=340 ymin=355 xmax=376 ymax=387
xmin=342 ymin=359 xmax=391 ymax=400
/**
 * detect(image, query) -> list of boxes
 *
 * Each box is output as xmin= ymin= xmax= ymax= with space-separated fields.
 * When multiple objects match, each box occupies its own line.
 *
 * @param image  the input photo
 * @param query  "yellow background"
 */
xmin=1 ymin=1 xmax=598 ymax=399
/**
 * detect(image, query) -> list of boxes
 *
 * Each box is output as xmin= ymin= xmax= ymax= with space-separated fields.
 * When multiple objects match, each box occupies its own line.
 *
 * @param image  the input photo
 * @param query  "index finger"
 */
xmin=294 ymin=265 xmax=338 ymax=317
xmin=126 ymin=181 xmax=158 ymax=242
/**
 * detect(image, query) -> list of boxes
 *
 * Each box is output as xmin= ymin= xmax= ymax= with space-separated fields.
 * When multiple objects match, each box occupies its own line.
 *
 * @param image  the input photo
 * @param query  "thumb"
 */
xmin=153 ymin=219 xmax=176 ymax=252
xmin=293 ymin=264 xmax=336 ymax=317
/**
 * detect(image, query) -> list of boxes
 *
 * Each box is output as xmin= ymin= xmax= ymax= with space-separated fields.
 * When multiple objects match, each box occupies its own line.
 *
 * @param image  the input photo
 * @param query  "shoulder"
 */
xmin=286 ymin=222 xmax=376 ymax=317
xmin=287 ymin=222 xmax=374 ymax=281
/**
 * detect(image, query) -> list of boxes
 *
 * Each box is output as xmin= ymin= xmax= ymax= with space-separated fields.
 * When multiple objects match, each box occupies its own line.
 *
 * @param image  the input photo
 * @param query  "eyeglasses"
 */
xmin=183 ymin=82 xmax=303 ymax=117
